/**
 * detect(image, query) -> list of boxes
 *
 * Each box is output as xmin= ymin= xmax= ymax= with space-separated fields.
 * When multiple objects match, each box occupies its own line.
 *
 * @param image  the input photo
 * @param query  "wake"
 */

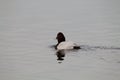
xmin=80 ymin=45 xmax=120 ymax=51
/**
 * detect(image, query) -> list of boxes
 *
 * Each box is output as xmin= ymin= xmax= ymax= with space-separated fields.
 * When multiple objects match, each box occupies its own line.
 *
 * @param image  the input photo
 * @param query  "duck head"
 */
xmin=56 ymin=32 xmax=66 ymax=44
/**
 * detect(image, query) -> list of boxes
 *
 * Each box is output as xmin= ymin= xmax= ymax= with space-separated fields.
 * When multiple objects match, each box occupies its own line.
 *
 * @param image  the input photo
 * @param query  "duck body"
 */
xmin=57 ymin=41 xmax=80 ymax=50
xmin=55 ymin=32 xmax=80 ymax=50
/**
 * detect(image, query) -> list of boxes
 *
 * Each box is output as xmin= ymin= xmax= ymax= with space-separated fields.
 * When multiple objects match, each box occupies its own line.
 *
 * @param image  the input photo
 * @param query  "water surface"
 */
xmin=0 ymin=0 xmax=120 ymax=80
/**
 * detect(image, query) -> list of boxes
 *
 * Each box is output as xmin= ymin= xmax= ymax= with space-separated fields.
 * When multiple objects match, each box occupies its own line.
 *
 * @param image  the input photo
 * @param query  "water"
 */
xmin=0 ymin=0 xmax=120 ymax=80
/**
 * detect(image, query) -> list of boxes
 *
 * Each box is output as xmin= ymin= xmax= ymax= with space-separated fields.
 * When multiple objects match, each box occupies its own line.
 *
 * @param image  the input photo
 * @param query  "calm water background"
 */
xmin=0 ymin=0 xmax=120 ymax=80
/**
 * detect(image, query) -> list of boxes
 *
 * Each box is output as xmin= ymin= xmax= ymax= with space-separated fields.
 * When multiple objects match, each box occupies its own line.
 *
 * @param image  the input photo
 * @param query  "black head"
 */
xmin=56 ymin=32 xmax=66 ymax=44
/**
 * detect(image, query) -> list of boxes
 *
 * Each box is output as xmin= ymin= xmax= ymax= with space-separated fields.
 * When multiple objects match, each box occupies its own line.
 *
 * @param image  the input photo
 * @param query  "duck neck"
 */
xmin=55 ymin=41 xmax=64 ymax=49
xmin=58 ymin=40 xmax=65 ymax=45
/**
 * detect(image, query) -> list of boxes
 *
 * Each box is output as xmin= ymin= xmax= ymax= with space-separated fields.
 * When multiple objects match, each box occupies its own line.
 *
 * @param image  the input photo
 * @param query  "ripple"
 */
xmin=80 ymin=45 xmax=120 ymax=51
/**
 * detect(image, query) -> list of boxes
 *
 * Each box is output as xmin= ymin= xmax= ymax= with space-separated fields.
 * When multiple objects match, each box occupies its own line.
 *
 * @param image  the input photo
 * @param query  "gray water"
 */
xmin=0 ymin=0 xmax=120 ymax=80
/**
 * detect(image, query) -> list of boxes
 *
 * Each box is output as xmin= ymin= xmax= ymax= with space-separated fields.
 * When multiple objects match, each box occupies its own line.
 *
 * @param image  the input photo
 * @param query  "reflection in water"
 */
xmin=55 ymin=49 xmax=79 ymax=63
xmin=56 ymin=50 xmax=65 ymax=62
xmin=50 ymin=45 xmax=66 ymax=63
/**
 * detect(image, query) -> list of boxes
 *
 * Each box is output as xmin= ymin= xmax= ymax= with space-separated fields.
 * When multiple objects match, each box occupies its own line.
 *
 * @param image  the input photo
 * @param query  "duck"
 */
xmin=55 ymin=32 xmax=81 ymax=50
